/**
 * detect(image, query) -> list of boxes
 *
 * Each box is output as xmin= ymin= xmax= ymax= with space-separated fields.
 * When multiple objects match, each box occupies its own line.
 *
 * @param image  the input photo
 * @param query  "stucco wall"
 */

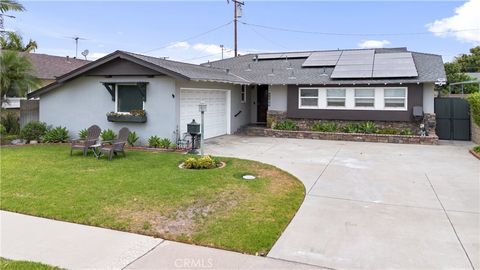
xmin=39 ymin=75 xmax=177 ymax=145
xmin=423 ymin=83 xmax=435 ymax=114
xmin=269 ymin=85 xmax=288 ymax=112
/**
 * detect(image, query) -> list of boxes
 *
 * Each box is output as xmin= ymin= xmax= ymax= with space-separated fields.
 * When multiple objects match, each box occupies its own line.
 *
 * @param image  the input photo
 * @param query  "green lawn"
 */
xmin=0 ymin=258 xmax=61 ymax=270
xmin=0 ymin=145 xmax=304 ymax=254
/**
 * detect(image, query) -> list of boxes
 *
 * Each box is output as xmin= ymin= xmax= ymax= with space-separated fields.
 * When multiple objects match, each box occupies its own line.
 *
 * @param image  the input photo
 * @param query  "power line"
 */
xmin=245 ymin=23 xmax=289 ymax=50
xmin=143 ymin=20 xmax=233 ymax=53
xmin=239 ymin=20 xmax=480 ymax=37
xmin=180 ymin=49 xmax=233 ymax=62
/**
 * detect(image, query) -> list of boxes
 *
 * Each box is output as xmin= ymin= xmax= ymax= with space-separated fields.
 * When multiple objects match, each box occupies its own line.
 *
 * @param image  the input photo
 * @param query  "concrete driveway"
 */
xmin=206 ymin=136 xmax=479 ymax=270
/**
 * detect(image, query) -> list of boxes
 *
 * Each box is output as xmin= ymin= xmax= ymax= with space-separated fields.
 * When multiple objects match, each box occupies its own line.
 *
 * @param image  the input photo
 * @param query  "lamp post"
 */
xmin=198 ymin=102 xmax=207 ymax=156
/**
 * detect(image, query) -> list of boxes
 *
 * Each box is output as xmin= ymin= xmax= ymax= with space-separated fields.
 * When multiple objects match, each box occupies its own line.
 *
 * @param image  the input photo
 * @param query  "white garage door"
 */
xmin=180 ymin=89 xmax=229 ymax=139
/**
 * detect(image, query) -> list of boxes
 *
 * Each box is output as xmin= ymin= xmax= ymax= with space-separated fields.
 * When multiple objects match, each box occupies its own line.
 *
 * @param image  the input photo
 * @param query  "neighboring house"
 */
xmin=2 ymin=53 xmax=89 ymax=110
xmin=27 ymin=47 xmax=446 ymax=143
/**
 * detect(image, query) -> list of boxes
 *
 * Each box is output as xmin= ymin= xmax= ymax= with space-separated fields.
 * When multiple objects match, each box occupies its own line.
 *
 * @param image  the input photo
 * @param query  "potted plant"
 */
xmin=107 ymin=109 xmax=147 ymax=123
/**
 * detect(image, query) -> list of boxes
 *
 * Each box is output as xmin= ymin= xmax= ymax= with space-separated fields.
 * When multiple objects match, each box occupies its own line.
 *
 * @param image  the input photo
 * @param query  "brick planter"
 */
xmin=244 ymin=126 xmax=438 ymax=145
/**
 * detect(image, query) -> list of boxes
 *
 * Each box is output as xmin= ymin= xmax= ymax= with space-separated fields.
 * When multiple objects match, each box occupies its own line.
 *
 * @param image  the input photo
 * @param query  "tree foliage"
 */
xmin=0 ymin=32 xmax=37 ymax=52
xmin=0 ymin=0 xmax=25 ymax=13
xmin=0 ymin=50 xmax=39 ymax=103
xmin=438 ymin=46 xmax=480 ymax=94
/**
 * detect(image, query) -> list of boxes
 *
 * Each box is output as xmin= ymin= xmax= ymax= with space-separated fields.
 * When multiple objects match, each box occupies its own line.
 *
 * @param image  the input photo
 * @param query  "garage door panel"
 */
xmin=180 ymin=89 xmax=228 ymax=139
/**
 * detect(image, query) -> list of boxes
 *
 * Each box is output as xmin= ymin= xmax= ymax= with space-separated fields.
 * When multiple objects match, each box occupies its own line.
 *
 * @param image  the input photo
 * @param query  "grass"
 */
xmin=0 ymin=258 xmax=62 ymax=270
xmin=0 ymin=145 xmax=304 ymax=254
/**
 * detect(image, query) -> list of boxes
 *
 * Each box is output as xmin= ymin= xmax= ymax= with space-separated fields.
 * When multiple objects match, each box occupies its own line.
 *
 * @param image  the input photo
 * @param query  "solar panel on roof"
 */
xmin=372 ymin=52 xmax=417 ymax=78
xmin=302 ymin=51 xmax=341 ymax=67
xmin=331 ymin=50 xmax=374 ymax=78
xmin=256 ymin=52 xmax=311 ymax=60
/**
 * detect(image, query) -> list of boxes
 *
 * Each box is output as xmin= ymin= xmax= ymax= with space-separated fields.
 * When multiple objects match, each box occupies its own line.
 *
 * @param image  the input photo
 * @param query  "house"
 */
xmin=27 ymin=48 xmax=446 ymax=143
xmin=2 ymin=53 xmax=89 ymax=110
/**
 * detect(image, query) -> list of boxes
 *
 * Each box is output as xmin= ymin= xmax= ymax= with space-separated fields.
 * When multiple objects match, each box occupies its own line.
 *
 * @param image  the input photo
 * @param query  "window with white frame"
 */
xmin=327 ymin=89 xmax=346 ymax=107
xmin=241 ymin=86 xmax=246 ymax=103
xmin=299 ymin=88 xmax=319 ymax=108
xmin=354 ymin=88 xmax=375 ymax=107
xmin=116 ymin=84 xmax=144 ymax=113
xmin=384 ymin=88 xmax=406 ymax=108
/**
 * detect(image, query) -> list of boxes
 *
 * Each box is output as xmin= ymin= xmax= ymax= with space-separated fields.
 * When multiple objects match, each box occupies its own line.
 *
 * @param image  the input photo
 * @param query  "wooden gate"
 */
xmin=19 ymin=99 xmax=39 ymax=128
xmin=434 ymin=97 xmax=470 ymax=140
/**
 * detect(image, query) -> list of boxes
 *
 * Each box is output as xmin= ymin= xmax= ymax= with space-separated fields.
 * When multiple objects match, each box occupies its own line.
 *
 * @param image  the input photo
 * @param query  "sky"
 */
xmin=4 ymin=0 xmax=480 ymax=64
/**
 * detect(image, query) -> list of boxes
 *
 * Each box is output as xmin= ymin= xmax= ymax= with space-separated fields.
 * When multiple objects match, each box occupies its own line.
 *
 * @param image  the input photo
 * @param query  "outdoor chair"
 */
xmin=70 ymin=125 xmax=101 ymax=156
xmin=98 ymin=127 xmax=130 ymax=161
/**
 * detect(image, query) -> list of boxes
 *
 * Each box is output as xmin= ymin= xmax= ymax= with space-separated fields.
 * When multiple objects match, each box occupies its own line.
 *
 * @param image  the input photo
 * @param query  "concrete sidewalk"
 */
xmin=0 ymin=210 xmax=319 ymax=269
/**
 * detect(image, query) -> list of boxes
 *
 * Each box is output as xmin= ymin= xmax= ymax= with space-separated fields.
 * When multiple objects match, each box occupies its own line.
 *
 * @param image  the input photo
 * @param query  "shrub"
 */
xmin=20 ymin=121 xmax=47 ymax=141
xmin=376 ymin=128 xmax=400 ymax=135
xmin=400 ymin=128 xmax=414 ymax=135
xmin=0 ymin=134 xmax=17 ymax=144
xmin=159 ymin=138 xmax=171 ymax=149
xmin=342 ymin=123 xmax=360 ymax=133
xmin=78 ymin=128 xmax=88 ymax=139
xmin=43 ymin=126 xmax=69 ymax=143
xmin=358 ymin=121 xmax=377 ymax=134
xmin=1 ymin=111 xmax=20 ymax=135
xmin=468 ymin=92 xmax=480 ymax=126
xmin=311 ymin=122 xmax=338 ymax=132
xmin=169 ymin=143 xmax=177 ymax=149
xmin=473 ymin=145 xmax=480 ymax=153
xmin=274 ymin=119 xmax=298 ymax=131
xmin=183 ymin=155 xmax=218 ymax=169
xmin=148 ymin=135 xmax=161 ymax=148
xmin=100 ymin=129 xmax=116 ymax=141
xmin=127 ymin=131 xmax=139 ymax=146
xmin=0 ymin=124 xmax=6 ymax=135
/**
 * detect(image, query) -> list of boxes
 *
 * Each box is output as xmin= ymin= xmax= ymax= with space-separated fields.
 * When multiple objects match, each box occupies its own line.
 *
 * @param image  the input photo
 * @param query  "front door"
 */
xmin=257 ymin=85 xmax=268 ymax=123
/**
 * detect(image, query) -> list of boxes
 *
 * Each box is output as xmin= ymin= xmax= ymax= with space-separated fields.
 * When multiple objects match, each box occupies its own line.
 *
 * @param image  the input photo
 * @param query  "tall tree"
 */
xmin=0 ymin=50 xmax=39 ymax=104
xmin=0 ymin=31 xmax=37 ymax=52
xmin=438 ymin=46 xmax=480 ymax=94
xmin=0 ymin=0 xmax=24 ymax=13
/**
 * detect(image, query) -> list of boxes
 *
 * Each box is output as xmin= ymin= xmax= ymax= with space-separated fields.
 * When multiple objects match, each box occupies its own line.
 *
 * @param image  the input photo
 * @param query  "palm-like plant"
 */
xmin=0 ymin=50 xmax=39 ymax=104
xmin=0 ymin=32 xmax=37 ymax=52
xmin=0 ymin=0 xmax=25 ymax=13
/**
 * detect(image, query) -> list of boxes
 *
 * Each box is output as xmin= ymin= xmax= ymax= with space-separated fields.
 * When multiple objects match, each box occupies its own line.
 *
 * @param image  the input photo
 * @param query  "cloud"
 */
xmin=426 ymin=0 xmax=480 ymax=44
xmin=358 ymin=40 xmax=391 ymax=49
xmin=167 ymin=41 xmax=190 ymax=50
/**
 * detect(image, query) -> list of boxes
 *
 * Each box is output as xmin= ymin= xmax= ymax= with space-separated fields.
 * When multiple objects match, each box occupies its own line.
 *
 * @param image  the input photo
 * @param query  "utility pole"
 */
xmin=229 ymin=0 xmax=244 ymax=57
xmin=220 ymin=44 xmax=224 ymax=59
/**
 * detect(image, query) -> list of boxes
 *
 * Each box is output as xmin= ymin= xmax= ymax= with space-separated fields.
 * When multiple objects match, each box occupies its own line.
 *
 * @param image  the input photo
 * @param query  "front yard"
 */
xmin=0 ymin=145 xmax=304 ymax=254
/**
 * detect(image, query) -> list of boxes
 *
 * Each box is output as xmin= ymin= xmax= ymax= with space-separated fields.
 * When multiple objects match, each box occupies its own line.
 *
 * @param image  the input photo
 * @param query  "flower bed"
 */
xmin=245 ymin=126 xmax=438 ymax=145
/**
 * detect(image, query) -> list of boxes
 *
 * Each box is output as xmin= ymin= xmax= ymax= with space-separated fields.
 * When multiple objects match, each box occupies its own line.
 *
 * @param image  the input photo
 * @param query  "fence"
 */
xmin=19 ymin=100 xmax=39 ymax=128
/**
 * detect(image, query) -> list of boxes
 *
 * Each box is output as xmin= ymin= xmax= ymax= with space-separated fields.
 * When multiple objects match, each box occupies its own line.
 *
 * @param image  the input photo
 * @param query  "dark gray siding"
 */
xmin=287 ymin=84 xmax=423 ymax=122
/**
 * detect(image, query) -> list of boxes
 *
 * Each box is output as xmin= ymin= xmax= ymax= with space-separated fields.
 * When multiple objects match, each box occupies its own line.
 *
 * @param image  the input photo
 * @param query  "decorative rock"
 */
xmin=11 ymin=139 xmax=26 ymax=145
xmin=243 ymin=175 xmax=256 ymax=180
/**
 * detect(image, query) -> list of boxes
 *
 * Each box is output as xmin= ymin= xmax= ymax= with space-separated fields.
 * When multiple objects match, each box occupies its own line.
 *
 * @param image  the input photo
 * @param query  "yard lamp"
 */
xmin=199 ymin=102 xmax=207 ymax=156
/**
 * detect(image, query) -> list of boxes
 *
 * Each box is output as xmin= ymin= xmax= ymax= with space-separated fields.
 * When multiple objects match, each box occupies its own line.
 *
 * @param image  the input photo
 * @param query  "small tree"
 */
xmin=0 ymin=50 xmax=39 ymax=104
xmin=468 ymin=92 xmax=480 ymax=127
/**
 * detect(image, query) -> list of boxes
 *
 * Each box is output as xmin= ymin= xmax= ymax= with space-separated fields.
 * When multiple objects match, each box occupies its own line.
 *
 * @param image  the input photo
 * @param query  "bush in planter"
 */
xmin=20 ymin=121 xmax=47 ymax=142
xmin=78 ymin=128 xmax=88 ymax=139
xmin=311 ymin=122 xmax=338 ymax=132
xmin=400 ymin=128 xmax=414 ymax=135
xmin=358 ymin=121 xmax=378 ymax=134
xmin=43 ymin=126 xmax=69 ymax=143
xmin=473 ymin=145 xmax=480 ymax=153
xmin=169 ymin=142 xmax=177 ymax=149
xmin=100 ymin=129 xmax=117 ymax=141
xmin=127 ymin=131 xmax=139 ymax=146
xmin=342 ymin=123 xmax=360 ymax=133
xmin=376 ymin=128 xmax=400 ymax=135
xmin=183 ymin=155 xmax=218 ymax=169
xmin=274 ymin=119 xmax=298 ymax=131
xmin=130 ymin=109 xmax=146 ymax=116
xmin=159 ymin=138 xmax=171 ymax=149
xmin=148 ymin=135 xmax=161 ymax=148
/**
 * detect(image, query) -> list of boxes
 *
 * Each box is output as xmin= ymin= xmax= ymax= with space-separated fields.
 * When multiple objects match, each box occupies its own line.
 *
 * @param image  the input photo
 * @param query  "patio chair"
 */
xmin=70 ymin=125 xmax=101 ymax=156
xmin=98 ymin=127 xmax=130 ymax=160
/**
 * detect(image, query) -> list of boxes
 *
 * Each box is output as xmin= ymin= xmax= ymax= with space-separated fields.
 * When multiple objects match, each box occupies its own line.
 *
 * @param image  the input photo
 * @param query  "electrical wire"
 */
xmin=143 ymin=20 xmax=233 ymax=53
xmin=180 ymin=49 xmax=233 ymax=62
xmin=239 ymin=20 xmax=480 ymax=37
xmin=245 ymin=23 xmax=290 ymax=50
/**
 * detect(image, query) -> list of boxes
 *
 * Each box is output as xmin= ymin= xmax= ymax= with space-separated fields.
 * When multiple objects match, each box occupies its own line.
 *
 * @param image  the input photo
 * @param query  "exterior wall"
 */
xmin=423 ymin=83 xmax=435 ymax=114
xmin=39 ymin=75 xmax=177 ymax=145
xmin=175 ymin=80 xmax=251 ymax=135
xmin=268 ymin=85 xmax=288 ymax=112
xmin=287 ymin=83 xmax=423 ymax=122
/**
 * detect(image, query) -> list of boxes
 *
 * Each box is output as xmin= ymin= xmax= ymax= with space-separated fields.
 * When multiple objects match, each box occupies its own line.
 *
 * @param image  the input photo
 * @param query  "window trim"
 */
xmin=354 ymin=88 xmax=375 ymax=108
xmin=240 ymin=86 xmax=247 ymax=103
xmin=383 ymin=87 xmax=408 ymax=111
xmin=298 ymin=87 xmax=319 ymax=109
xmin=326 ymin=88 xmax=347 ymax=108
xmin=115 ymin=83 xmax=145 ymax=114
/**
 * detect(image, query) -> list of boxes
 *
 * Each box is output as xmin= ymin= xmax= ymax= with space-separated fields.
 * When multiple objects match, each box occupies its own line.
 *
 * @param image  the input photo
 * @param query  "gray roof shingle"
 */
xmin=25 ymin=53 xmax=90 ymax=80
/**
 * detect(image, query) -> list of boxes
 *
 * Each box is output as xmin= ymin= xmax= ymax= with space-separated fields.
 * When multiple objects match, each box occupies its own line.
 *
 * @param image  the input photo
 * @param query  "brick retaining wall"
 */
xmin=244 ymin=126 xmax=438 ymax=145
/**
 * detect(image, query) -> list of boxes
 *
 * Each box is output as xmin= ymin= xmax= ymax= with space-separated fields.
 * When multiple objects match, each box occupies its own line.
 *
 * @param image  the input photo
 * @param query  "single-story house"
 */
xmin=27 ymin=47 xmax=446 ymax=143
xmin=2 ymin=53 xmax=89 ymax=110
